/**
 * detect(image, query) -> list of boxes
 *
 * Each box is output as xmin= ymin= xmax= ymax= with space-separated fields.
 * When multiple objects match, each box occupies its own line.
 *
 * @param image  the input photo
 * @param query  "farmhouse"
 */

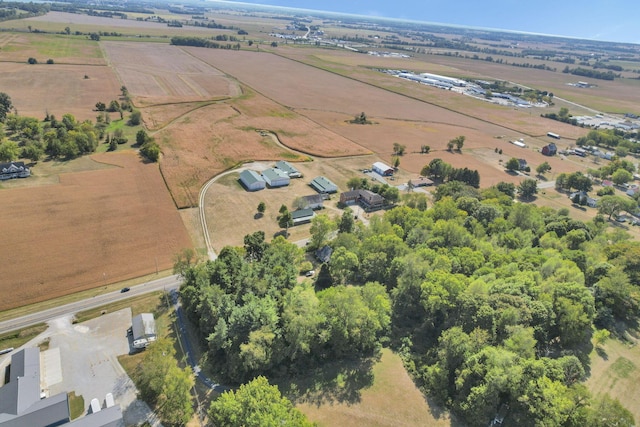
xmin=291 ymin=208 xmax=315 ymax=225
xmin=409 ymin=176 xmax=434 ymax=187
xmin=372 ymin=161 xmax=394 ymax=176
xmin=340 ymin=189 xmax=385 ymax=210
xmin=239 ymin=170 xmax=265 ymax=191
xmin=275 ymin=160 xmax=302 ymax=178
xmin=316 ymin=245 xmax=333 ymax=263
xmin=310 ymin=176 xmax=338 ymax=194
xmin=569 ymin=191 xmax=597 ymax=207
xmin=262 ymin=168 xmax=290 ymax=187
xmin=131 ymin=313 xmax=157 ymax=350
xmin=299 ymin=194 xmax=324 ymax=210
xmin=0 ymin=348 xmax=123 ymax=426
xmin=0 ymin=162 xmax=30 ymax=180
xmin=541 ymin=143 xmax=557 ymax=156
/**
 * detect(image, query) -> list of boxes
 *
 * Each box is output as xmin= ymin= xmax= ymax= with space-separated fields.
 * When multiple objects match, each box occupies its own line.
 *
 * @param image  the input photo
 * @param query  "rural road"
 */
xmin=0 ymin=275 xmax=182 ymax=335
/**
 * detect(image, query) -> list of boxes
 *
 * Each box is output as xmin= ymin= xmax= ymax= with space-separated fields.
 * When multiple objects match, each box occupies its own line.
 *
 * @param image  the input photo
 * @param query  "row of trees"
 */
xmin=170 ymin=36 xmax=241 ymax=50
xmin=181 ymin=174 xmax=638 ymax=425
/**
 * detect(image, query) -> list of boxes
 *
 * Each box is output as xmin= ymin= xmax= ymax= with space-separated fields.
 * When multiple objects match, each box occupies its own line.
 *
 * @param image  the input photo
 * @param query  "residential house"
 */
xmin=275 ymin=160 xmax=302 ymax=178
xmin=409 ymin=176 xmax=434 ymax=187
xmin=262 ymin=168 xmax=290 ymax=187
xmin=239 ymin=170 xmax=265 ymax=191
xmin=340 ymin=189 xmax=384 ymax=210
xmin=569 ymin=191 xmax=597 ymax=207
xmin=315 ymin=245 xmax=333 ymax=263
xmin=0 ymin=162 xmax=30 ymax=180
xmin=310 ymin=176 xmax=338 ymax=194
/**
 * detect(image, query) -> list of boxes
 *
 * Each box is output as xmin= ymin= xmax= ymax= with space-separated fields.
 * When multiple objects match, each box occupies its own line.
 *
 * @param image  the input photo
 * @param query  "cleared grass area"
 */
xmin=0 ymin=323 xmax=47 ymax=350
xmin=280 ymin=348 xmax=463 ymax=427
xmin=587 ymin=334 xmax=640 ymax=422
xmin=68 ymin=391 xmax=85 ymax=420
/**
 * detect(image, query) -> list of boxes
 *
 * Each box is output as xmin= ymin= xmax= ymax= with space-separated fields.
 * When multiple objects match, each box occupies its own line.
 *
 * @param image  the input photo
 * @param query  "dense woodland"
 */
xmin=180 ymin=180 xmax=639 ymax=426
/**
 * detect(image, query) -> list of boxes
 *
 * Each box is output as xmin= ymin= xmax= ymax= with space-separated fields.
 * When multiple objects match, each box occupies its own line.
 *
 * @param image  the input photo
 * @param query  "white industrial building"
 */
xmin=239 ymin=170 xmax=265 ymax=191
xmin=262 ymin=168 xmax=290 ymax=187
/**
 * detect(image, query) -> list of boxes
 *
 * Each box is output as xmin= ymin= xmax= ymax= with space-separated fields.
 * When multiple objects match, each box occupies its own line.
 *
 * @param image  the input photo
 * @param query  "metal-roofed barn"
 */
xmin=275 ymin=160 xmax=302 ymax=178
xmin=131 ymin=313 xmax=156 ymax=350
xmin=372 ymin=162 xmax=394 ymax=176
xmin=239 ymin=170 xmax=265 ymax=191
xmin=310 ymin=176 xmax=338 ymax=194
xmin=262 ymin=168 xmax=290 ymax=187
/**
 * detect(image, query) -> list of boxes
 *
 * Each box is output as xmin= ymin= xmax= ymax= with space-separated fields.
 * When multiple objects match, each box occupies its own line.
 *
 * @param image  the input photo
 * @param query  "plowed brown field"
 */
xmin=0 ymin=152 xmax=191 ymax=311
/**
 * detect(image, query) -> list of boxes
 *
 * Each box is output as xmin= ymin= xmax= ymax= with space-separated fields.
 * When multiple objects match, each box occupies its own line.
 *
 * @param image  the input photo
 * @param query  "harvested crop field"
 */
xmin=0 ymin=62 xmax=121 ymax=121
xmin=103 ymin=42 xmax=241 ymax=105
xmin=0 ymin=152 xmax=192 ymax=311
xmin=155 ymin=88 xmax=369 ymax=208
xmin=0 ymin=32 xmax=104 ymax=64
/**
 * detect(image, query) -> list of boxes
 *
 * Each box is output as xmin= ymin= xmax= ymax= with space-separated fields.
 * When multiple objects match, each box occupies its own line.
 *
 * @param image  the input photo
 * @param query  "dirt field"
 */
xmin=0 ymin=152 xmax=192 ymax=311
xmin=294 ymin=348 xmax=462 ymax=427
xmin=102 ymin=41 xmax=241 ymax=106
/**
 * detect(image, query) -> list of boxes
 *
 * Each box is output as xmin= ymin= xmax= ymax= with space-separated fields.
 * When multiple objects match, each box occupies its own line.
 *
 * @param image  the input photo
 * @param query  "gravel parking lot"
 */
xmin=41 ymin=309 xmax=160 ymax=426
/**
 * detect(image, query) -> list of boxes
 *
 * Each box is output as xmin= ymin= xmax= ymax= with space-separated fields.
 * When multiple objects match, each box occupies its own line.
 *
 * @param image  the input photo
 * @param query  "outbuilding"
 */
xmin=372 ymin=161 xmax=394 ymax=176
xmin=275 ymin=160 xmax=302 ymax=178
xmin=291 ymin=208 xmax=315 ymax=225
xmin=262 ymin=168 xmax=290 ymax=187
xmin=409 ymin=176 xmax=434 ymax=187
xmin=239 ymin=170 xmax=265 ymax=191
xmin=131 ymin=313 xmax=157 ymax=350
xmin=300 ymin=194 xmax=324 ymax=210
xmin=310 ymin=176 xmax=338 ymax=194
xmin=541 ymin=143 xmax=557 ymax=156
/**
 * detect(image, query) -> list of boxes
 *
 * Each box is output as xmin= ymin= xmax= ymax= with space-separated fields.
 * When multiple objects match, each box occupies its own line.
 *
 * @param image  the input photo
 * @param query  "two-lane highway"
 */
xmin=0 ymin=274 xmax=182 ymax=335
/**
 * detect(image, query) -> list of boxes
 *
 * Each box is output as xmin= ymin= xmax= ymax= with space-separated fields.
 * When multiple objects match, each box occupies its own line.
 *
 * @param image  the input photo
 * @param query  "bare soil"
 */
xmin=0 ymin=152 xmax=192 ymax=311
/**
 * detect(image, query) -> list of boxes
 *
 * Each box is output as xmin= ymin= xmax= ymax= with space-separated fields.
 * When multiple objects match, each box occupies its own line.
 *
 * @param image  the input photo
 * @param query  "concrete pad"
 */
xmin=41 ymin=347 xmax=63 ymax=390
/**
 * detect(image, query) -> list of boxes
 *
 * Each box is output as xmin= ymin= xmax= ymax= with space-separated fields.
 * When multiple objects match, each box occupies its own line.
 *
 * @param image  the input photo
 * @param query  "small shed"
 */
xmin=310 ymin=176 xmax=338 ymax=194
xmin=132 ymin=313 xmax=157 ymax=349
xmin=372 ymin=161 xmax=394 ymax=176
xmin=239 ymin=170 xmax=265 ymax=191
xmin=275 ymin=160 xmax=302 ymax=178
xmin=262 ymin=168 xmax=290 ymax=187
xmin=291 ymin=208 xmax=315 ymax=225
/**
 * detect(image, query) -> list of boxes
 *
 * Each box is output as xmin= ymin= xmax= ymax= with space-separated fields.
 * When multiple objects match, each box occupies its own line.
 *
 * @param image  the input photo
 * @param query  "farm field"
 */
xmin=290 ymin=349 xmax=462 ymax=427
xmin=0 ymin=152 xmax=191 ymax=311
xmin=0 ymin=32 xmax=104 ymax=64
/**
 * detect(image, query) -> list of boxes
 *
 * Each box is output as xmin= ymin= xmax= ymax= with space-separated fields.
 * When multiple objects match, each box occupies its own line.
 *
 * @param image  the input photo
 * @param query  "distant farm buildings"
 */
xmin=372 ymin=161 xmax=394 ymax=176
xmin=0 ymin=161 xmax=30 ymax=180
xmin=275 ymin=160 xmax=302 ymax=178
xmin=262 ymin=168 xmax=290 ymax=187
xmin=541 ymin=143 xmax=557 ymax=156
xmin=310 ymin=176 xmax=338 ymax=194
xmin=239 ymin=170 xmax=265 ymax=191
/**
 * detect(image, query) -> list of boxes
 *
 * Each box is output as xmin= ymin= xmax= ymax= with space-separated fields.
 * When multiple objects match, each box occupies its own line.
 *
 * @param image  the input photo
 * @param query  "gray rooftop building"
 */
xmin=275 ymin=160 xmax=302 ymax=178
xmin=132 ymin=313 xmax=157 ymax=350
xmin=0 ymin=348 xmax=123 ymax=427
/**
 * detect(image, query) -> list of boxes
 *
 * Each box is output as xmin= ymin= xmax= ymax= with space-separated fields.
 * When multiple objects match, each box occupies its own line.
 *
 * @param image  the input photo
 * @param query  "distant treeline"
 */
xmin=0 ymin=1 xmax=49 ymax=21
xmin=563 ymin=66 xmax=619 ymax=80
xmin=170 ymin=36 xmax=241 ymax=50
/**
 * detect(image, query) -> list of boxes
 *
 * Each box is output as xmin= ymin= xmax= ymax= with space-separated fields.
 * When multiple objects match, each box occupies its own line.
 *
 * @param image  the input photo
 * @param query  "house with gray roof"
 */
xmin=291 ymin=208 xmax=315 ymax=225
xmin=131 ymin=313 xmax=156 ymax=350
xmin=310 ymin=176 xmax=338 ymax=194
xmin=0 ymin=162 xmax=30 ymax=180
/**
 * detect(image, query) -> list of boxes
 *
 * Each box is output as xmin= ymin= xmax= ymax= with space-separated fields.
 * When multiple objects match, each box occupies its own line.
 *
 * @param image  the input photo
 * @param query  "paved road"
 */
xmin=0 ymin=275 xmax=182 ymax=335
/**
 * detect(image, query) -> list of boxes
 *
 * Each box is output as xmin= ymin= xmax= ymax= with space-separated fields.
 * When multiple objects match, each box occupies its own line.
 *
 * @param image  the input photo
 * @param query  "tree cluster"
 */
xmin=179 ymin=180 xmax=638 ymax=425
xmin=179 ymin=237 xmax=391 ymax=384
xmin=421 ymin=158 xmax=480 ymax=187
xmin=562 ymin=66 xmax=618 ymax=81
xmin=131 ymin=338 xmax=194 ymax=426
xmin=170 ymin=36 xmax=241 ymax=50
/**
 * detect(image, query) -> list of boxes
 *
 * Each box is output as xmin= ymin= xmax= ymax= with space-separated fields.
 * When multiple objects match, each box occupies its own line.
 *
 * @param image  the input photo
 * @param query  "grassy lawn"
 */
xmin=0 ymin=323 xmax=47 ymax=350
xmin=587 ymin=334 xmax=640 ymax=422
xmin=68 ymin=391 xmax=85 ymax=420
xmin=278 ymin=348 xmax=463 ymax=427
xmin=74 ymin=291 xmax=167 ymax=324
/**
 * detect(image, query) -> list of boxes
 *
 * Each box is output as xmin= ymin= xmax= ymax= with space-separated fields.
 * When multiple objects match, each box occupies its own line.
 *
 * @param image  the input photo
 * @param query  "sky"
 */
xmin=219 ymin=1 xmax=640 ymax=45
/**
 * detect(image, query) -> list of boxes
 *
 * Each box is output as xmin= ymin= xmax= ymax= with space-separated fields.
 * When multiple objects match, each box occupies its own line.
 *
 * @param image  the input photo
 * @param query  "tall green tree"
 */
xmin=0 ymin=92 xmax=13 ymax=122
xmin=209 ymin=376 xmax=313 ymax=427
xmin=309 ymin=214 xmax=336 ymax=249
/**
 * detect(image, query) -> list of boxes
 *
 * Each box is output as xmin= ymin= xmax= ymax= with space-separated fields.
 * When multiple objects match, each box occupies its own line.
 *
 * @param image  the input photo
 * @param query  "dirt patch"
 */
xmin=0 ymin=152 xmax=192 ymax=311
